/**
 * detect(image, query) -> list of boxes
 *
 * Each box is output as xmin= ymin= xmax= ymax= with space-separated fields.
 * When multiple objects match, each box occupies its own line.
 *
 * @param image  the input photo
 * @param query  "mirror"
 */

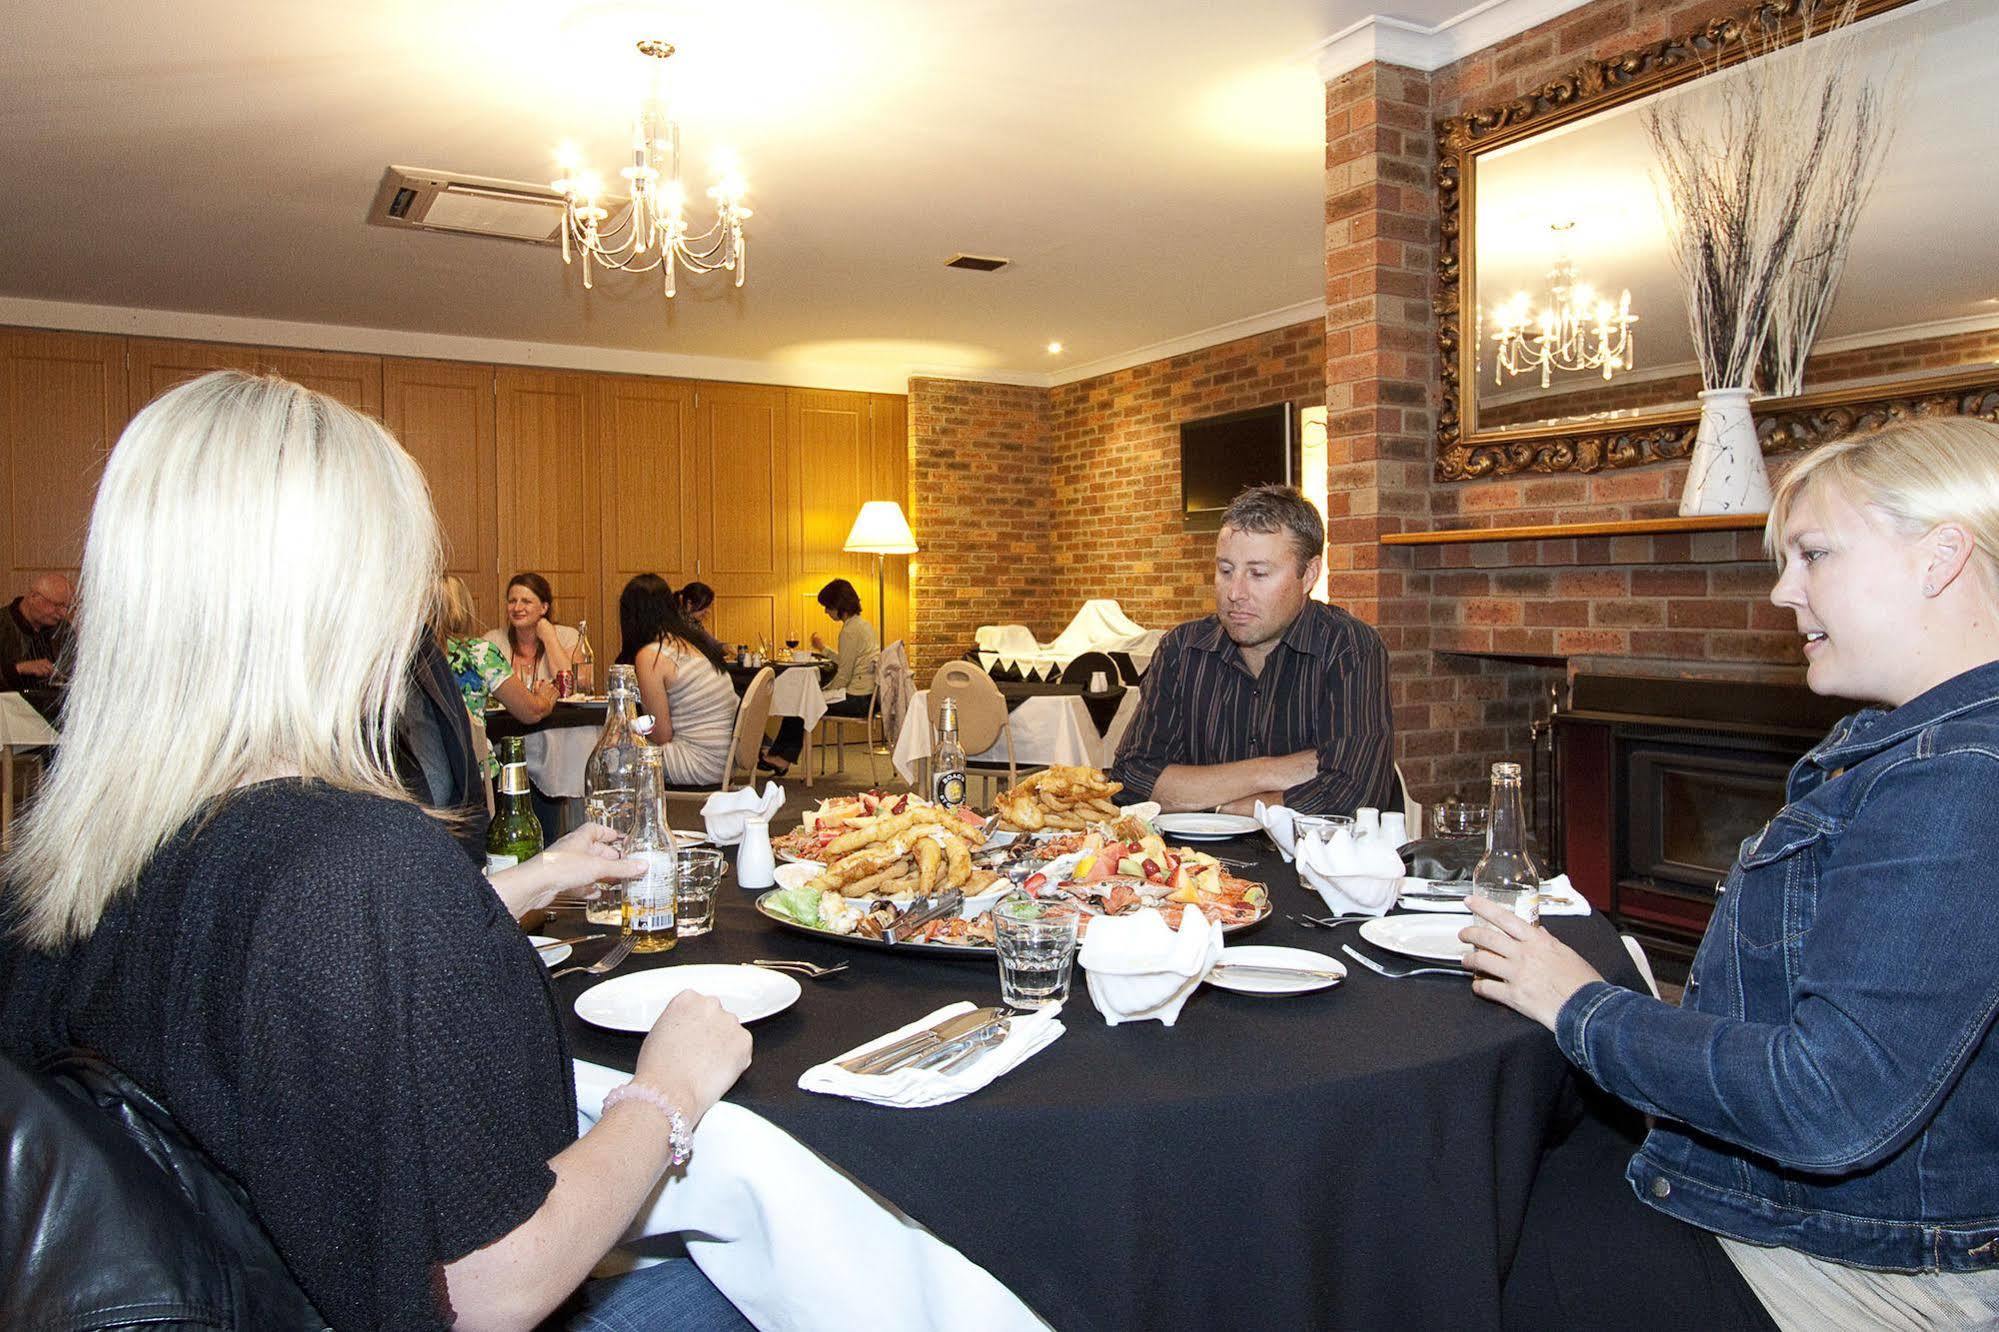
xmin=1438 ymin=0 xmax=1999 ymax=479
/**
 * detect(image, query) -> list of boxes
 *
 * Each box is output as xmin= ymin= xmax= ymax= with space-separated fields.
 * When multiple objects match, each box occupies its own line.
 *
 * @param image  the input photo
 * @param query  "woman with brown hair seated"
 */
xmin=760 ymin=578 xmax=878 ymax=775
xmin=483 ymin=570 xmax=577 ymax=687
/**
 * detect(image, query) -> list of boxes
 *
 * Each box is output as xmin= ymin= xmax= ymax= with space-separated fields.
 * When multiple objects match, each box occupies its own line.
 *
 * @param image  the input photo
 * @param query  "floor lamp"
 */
xmin=842 ymin=500 xmax=918 ymax=644
xmin=843 ymin=501 xmax=917 ymax=754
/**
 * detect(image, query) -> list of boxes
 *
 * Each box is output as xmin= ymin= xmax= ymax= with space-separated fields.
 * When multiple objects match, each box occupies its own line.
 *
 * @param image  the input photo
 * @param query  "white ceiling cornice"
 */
xmin=1312 ymin=0 xmax=1596 ymax=80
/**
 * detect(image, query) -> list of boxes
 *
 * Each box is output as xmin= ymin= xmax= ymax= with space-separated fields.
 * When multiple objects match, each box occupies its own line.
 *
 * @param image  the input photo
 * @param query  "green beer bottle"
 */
xmin=486 ymin=735 xmax=544 ymax=872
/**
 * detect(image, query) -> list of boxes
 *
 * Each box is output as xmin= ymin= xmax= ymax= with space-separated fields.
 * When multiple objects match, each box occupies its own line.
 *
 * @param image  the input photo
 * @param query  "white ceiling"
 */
xmin=0 ymin=0 xmax=1479 ymax=391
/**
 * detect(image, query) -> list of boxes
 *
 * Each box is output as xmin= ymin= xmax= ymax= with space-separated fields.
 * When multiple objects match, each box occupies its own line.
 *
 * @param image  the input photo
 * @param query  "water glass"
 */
xmin=1291 ymin=813 xmax=1353 ymax=850
xmin=583 ymin=792 xmax=636 ymax=926
xmin=993 ymin=893 xmax=1080 ymax=1010
xmin=674 ymin=849 xmax=727 ymax=937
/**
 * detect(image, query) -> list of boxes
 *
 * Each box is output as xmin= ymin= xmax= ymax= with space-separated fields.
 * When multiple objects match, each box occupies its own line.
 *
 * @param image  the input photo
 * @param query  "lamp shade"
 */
xmin=843 ymin=500 xmax=918 ymax=555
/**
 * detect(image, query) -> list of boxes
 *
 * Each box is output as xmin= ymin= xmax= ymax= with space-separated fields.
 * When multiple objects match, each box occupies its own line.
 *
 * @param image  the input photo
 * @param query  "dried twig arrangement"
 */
xmin=1644 ymin=0 xmax=1898 ymax=394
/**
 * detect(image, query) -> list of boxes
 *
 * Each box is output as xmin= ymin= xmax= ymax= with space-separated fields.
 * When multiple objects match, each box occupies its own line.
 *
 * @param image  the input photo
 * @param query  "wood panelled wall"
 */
xmin=0 ymin=327 xmax=910 ymax=657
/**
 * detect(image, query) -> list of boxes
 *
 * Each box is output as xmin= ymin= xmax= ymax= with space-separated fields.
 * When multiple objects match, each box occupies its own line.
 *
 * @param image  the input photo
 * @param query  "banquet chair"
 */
xmin=662 ymin=666 xmax=773 ymax=801
xmin=1393 ymin=762 xmax=1424 ymax=840
xmin=1060 ymin=651 xmax=1119 ymax=691
xmin=925 ymin=661 xmax=1014 ymax=804
xmin=812 ymin=640 xmax=904 ymax=788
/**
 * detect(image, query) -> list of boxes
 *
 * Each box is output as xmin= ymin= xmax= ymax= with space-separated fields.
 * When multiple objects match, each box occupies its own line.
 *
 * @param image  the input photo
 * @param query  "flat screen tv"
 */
xmin=1179 ymin=402 xmax=1295 ymax=529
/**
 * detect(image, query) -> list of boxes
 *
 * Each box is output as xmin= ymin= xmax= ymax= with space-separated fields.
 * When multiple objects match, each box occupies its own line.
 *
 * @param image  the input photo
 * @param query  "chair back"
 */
xmin=725 ymin=667 xmax=777 ymax=791
xmin=928 ymin=661 xmax=1007 ymax=754
xmin=1061 ymin=651 xmax=1118 ymax=689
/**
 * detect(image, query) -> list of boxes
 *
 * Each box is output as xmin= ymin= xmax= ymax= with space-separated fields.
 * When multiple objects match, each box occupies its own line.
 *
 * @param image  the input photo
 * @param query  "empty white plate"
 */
xmin=528 ymin=934 xmax=571 ymax=967
xmin=1154 ymin=812 xmax=1262 ymax=841
xmin=575 ymin=965 xmax=802 ymax=1032
xmin=1357 ymin=914 xmax=1473 ymax=963
xmin=1205 ymin=945 xmax=1345 ymax=995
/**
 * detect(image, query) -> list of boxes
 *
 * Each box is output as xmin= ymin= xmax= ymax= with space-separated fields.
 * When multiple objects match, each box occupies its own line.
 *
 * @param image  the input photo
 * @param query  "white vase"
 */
xmin=1679 ymin=387 xmax=1772 ymax=516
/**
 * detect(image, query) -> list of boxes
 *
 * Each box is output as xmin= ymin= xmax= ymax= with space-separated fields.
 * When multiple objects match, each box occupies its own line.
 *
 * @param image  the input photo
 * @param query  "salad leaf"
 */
xmin=764 ymin=884 xmax=821 ymax=927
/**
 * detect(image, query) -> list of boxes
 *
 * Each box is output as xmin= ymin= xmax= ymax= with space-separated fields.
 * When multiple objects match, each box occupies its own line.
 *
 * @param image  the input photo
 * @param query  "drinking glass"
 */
xmin=992 ymin=894 xmax=1080 ymax=1009
xmin=583 ymin=792 xmax=637 ymax=926
xmin=1291 ymin=813 xmax=1353 ymax=851
xmin=673 ymin=849 xmax=727 ymax=937
xmin=1088 ymin=671 xmax=1109 ymax=693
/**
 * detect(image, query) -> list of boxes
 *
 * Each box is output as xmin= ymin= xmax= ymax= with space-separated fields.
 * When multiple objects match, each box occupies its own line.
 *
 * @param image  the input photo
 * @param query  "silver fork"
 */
xmin=1339 ymin=944 xmax=1470 ymax=979
xmin=750 ymin=958 xmax=849 ymax=979
xmin=551 ymin=935 xmax=635 ymax=981
xmin=1289 ymin=913 xmax=1367 ymax=929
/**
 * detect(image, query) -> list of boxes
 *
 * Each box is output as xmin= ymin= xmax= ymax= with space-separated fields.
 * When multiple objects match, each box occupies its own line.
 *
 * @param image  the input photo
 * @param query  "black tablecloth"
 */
xmin=552 ymin=833 xmax=1644 ymax=1331
xmin=995 ymin=680 xmax=1127 ymax=737
xmin=484 ymin=700 xmax=605 ymax=741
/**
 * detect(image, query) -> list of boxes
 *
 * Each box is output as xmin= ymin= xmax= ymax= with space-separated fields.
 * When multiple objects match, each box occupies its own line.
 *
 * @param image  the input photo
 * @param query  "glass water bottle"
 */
xmin=582 ymin=664 xmax=645 ymax=925
xmin=573 ymin=618 xmax=595 ymax=695
xmin=624 ymin=748 xmax=678 ymax=953
xmin=1471 ymin=761 xmax=1541 ymax=923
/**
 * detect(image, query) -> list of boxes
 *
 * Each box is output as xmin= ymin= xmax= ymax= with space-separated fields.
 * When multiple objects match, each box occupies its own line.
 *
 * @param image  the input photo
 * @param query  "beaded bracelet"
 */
xmin=601 ymin=1081 xmax=692 ymax=1167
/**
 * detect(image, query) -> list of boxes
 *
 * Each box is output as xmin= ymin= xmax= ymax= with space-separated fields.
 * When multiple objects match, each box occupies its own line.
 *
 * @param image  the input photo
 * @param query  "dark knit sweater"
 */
xmin=0 ymin=781 xmax=578 ymax=1329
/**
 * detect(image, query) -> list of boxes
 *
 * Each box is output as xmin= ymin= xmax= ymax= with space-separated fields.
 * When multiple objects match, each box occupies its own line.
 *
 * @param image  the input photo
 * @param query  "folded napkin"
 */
xmin=799 ymin=1002 xmax=1065 ymax=1108
xmin=1399 ymin=873 xmax=1591 ymax=917
xmin=1254 ymin=800 xmax=1300 ymax=863
xmin=1078 ymin=907 xmax=1222 ymax=1026
xmin=702 ymin=783 xmax=785 ymax=847
xmin=1296 ymin=825 xmax=1406 ymax=917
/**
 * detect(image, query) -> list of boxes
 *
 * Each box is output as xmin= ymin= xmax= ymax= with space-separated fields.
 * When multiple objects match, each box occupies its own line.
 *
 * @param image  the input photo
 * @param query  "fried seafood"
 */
xmin=995 ymin=765 xmax=1125 ymax=832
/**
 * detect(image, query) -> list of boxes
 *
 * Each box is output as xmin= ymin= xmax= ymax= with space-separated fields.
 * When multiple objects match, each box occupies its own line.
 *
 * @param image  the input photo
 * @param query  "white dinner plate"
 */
xmin=1357 ymin=914 xmax=1473 ymax=963
xmin=1205 ymin=945 xmax=1345 ymax=995
xmin=575 ymin=964 xmax=801 ymax=1032
xmin=1153 ymin=812 xmax=1262 ymax=841
xmin=527 ymin=934 xmax=571 ymax=967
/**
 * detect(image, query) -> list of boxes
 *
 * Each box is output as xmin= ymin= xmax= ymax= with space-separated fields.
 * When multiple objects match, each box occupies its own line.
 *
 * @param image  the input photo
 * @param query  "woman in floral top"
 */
xmin=439 ymin=575 xmax=554 ymax=773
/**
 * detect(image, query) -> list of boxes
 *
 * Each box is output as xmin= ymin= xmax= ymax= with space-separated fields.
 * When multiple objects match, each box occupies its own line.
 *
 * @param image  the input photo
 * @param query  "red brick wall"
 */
xmin=1046 ymin=323 xmax=1326 ymax=629
xmin=907 ymin=377 xmax=1054 ymax=679
xmin=1326 ymin=0 xmax=1820 ymax=809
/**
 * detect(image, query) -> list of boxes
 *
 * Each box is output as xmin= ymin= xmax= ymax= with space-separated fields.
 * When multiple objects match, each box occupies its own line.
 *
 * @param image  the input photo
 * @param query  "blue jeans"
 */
xmin=566 ymin=1257 xmax=752 ymax=1332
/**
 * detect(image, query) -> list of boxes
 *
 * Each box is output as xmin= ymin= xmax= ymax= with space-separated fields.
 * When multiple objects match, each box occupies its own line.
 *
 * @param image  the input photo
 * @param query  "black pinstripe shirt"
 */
xmin=1109 ymin=601 xmax=1396 ymax=815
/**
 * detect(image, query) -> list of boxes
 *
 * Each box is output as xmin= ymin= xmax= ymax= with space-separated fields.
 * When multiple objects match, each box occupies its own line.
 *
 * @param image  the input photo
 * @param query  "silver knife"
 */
xmin=1209 ymin=962 xmax=1347 ymax=982
xmin=911 ymin=1015 xmax=1012 ymax=1071
xmin=837 ymin=1007 xmax=1004 ymax=1074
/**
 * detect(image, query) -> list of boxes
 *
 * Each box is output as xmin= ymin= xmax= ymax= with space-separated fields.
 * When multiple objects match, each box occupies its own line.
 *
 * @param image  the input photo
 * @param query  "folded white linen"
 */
xmin=1077 ymin=907 xmax=1222 ymax=1026
xmin=1296 ymin=828 xmax=1405 ymax=917
xmin=702 ymin=783 xmax=785 ymax=847
xmin=799 ymin=1002 xmax=1065 ymax=1108
xmin=573 ymin=1061 xmax=1049 ymax=1331
xmin=1254 ymin=800 xmax=1299 ymax=863
xmin=1398 ymin=873 xmax=1591 ymax=917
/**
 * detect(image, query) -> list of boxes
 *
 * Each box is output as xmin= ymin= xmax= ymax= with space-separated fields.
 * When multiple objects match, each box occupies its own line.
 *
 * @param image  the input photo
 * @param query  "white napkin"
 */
xmin=702 ymin=782 xmax=785 ymax=847
xmin=1296 ymin=826 xmax=1405 ymax=917
xmin=1399 ymin=873 xmax=1592 ymax=917
xmin=1078 ymin=907 xmax=1222 ymax=1026
xmin=1253 ymin=800 xmax=1299 ymax=862
xmin=799 ymin=1002 xmax=1065 ymax=1108
xmin=1120 ymin=800 xmax=1163 ymax=824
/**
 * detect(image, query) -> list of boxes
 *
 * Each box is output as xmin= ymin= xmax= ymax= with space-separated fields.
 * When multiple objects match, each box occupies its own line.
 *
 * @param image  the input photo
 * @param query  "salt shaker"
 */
xmin=736 ymin=814 xmax=776 ymax=889
xmin=1380 ymin=810 xmax=1408 ymax=848
xmin=1354 ymin=807 xmax=1382 ymax=842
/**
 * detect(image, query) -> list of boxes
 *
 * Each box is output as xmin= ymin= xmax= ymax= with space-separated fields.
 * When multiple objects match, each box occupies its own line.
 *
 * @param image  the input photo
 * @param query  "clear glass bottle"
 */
xmin=583 ymin=664 xmax=645 ymax=925
xmin=1471 ymin=761 xmax=1541 ymax=923
xmin=484 ymin=735 xmax=543 ymax=872
xmin=624 ymin=748 xmax=678 ymax=952
xmin=573 ymin=618 xmax=595 ymax=695
xmin=932 ymin=697 xmax=967 ymax=809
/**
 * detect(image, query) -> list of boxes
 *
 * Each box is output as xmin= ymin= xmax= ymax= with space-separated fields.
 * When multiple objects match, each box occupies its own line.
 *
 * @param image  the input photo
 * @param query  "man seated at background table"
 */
xmin=1 ymin=573 xmax=73 ymax=692
xmin=1108 ymin=484 xmax=1396 ymax=816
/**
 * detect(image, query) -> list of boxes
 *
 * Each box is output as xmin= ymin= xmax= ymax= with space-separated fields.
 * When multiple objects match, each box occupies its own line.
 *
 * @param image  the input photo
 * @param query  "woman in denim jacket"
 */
xmin=1468 ymin=417 xmax=1999 ymax=1330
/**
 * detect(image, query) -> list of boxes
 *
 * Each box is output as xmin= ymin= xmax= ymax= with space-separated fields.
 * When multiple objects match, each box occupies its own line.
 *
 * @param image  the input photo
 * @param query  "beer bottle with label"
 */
xmin=485 ymin=736 xmax=543 ymax=872
xmin=624 ymin=748 xmax=678 ymax=952
xmin=933 ymin=697 xmax=968 ymax=809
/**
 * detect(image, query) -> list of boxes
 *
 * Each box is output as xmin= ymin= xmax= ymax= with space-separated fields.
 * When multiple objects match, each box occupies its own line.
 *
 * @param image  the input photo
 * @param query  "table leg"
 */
xmin=801 ymin=723 xmax=815 ymax=788
xmin=1 ymin=746 xmax=14 ymax=853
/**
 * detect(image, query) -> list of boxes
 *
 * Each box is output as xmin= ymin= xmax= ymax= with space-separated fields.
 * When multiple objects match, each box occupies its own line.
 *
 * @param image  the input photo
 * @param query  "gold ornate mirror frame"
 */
xmin=1434 ymin=0 xmax=1999 ymax=481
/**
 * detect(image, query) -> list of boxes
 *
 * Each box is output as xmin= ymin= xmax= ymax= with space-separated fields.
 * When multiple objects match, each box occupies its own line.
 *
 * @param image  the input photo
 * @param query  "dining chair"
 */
xmin=814 ymin=640 xmax=904 ymax=788
xmin=1393 ymin=762 xmax=1424 ymax=840
xmin=926 ymin=660 xmax=1014 ymax=804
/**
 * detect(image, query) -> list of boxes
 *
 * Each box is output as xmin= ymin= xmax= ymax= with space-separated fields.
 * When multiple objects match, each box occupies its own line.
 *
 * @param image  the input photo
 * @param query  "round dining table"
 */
xmin=553 ymin=831 xmax=1644 ymax=1332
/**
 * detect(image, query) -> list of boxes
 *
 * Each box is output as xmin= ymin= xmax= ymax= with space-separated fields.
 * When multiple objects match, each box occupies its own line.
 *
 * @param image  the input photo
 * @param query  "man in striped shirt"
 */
xmin=1109 ymin=485 xmax=1396 ymax=816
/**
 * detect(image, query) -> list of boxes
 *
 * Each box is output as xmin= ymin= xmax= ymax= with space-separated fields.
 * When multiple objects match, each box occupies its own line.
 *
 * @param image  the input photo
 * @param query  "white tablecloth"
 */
xmin=1 ymin=693 xmax=57 ymax=747
xmin=891 ymin=689 xmax=1140 ymax=786
xmin=526 ymin=667 xmax=829 ymax=799
xmin=573 ymin=1060 xmax=1046 ymax=1331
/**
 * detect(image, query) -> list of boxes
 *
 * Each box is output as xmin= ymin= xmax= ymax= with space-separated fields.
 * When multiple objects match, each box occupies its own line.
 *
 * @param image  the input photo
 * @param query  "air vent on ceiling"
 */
xmin=367 ymin=166 xmax=577 ymax=245
xmin=945 ymin=253 xmax=1010 ymax=272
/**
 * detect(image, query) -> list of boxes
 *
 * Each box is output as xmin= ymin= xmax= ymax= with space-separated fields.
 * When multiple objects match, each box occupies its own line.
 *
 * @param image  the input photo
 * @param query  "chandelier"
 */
xmin=1487 ymin=223 xmax=1635 ymax=387
xmin=551 ymin=40 xmax=751 ymax=300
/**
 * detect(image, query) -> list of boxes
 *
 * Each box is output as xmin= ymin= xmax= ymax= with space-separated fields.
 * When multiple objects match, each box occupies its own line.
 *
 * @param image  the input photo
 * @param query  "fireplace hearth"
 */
xmin=1553 ymin=673 xmax=1854 ymax=980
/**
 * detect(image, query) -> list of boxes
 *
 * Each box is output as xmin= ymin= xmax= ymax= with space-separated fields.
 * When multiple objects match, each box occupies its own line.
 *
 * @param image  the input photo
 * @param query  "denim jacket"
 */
xmin=1556 ymin=660 xmax=1999 ymax=1272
